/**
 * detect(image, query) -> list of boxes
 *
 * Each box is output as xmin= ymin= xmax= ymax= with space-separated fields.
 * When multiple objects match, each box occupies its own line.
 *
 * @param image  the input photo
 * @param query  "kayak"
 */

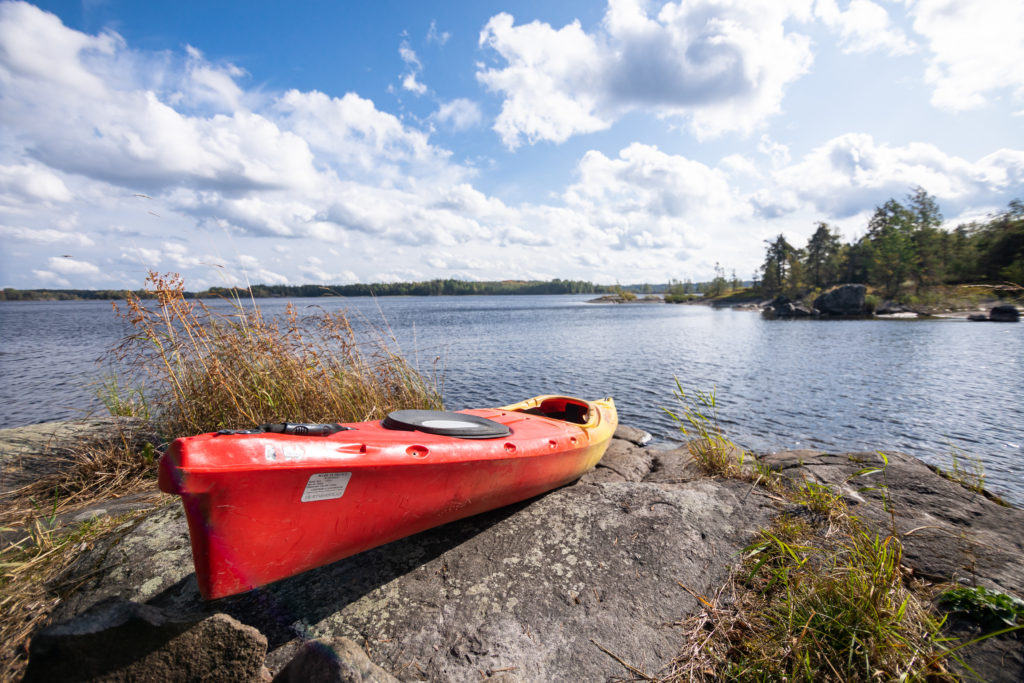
xmin=158 ymin=395 xmax=617 ymax=599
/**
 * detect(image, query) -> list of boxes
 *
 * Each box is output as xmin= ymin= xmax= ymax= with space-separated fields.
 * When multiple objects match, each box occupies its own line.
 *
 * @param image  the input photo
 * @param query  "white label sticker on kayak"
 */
xmin=301 ymin=472 xmax=352 ymax=502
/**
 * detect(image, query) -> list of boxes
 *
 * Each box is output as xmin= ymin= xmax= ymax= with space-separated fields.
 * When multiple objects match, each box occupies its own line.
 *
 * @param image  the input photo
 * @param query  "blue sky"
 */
xmin=1 ymin=0 xmax=1022 ymax=289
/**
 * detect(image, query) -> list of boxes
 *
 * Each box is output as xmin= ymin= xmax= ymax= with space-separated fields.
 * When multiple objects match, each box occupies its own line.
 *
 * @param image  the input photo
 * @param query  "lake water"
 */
xmin=1 ymin=295 xmax=1022 ymax=505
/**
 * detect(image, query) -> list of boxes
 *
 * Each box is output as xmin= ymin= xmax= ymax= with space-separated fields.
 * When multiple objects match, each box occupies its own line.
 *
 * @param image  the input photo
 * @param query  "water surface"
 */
xmin=1 ymin=296 xmax=1021 ymax=504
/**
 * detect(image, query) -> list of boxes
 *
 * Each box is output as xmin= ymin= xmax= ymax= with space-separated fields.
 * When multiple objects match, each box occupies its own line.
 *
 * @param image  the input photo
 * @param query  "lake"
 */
xmin=1 ymin=295 xmax=1022 ymax=505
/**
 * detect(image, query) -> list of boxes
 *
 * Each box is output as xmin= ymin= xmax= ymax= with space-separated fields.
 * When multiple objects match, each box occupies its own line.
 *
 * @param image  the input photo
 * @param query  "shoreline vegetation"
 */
xmin=0 ymin=278 xmax=611 ymax=301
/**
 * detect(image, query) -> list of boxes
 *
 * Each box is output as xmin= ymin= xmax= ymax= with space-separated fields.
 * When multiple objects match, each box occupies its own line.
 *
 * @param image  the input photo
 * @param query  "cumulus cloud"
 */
xmin=2 ymin=1 xmax=1021 ymax=289
xmin=0 ymin=3 xmax=496 ymax=276
xmin=909 ymin=0 xmax=1024 ymax=110
xmin=768 ymin=133 xmax=1024 ymax=217
xmin=563 ymin=142 xmax=745 ymax=250
xmin=814 ymin=0 xmax=915 ymax=56
xmin=477 ymin=0 xmax=814 ymax=147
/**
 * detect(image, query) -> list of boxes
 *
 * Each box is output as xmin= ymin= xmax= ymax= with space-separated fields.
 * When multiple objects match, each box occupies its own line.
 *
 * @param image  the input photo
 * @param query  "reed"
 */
xmin=111 ymin=271 xmax=442 ymax=437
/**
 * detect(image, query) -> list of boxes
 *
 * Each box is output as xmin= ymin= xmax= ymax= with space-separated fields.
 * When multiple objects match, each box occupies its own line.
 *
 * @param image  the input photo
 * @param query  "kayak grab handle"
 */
xmin=215 ymin=423 xmax=353 ymax=437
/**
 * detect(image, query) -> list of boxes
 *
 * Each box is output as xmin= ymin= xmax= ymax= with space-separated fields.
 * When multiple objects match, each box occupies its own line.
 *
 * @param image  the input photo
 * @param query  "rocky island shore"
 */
xmin=2 ymin=419 xmax=1021 ymax=681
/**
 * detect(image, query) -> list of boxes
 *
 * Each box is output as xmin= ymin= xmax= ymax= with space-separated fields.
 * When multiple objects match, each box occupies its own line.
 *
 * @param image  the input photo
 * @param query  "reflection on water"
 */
xmin=1 ymin=295 xmax=1022 ymax=504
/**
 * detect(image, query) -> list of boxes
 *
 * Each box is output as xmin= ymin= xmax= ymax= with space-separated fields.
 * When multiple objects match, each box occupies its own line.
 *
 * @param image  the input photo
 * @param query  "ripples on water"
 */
xmin=1 ymin=296 xmax=1021 ymax=504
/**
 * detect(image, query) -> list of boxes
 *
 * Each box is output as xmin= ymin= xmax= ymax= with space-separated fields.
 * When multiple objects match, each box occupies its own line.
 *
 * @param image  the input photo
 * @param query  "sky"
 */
xmin=1 ymin=0 xmax=1022 ymax=290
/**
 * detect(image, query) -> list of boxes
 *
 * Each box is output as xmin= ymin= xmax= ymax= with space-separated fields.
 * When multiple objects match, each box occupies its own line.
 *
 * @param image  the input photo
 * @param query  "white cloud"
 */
xmin=46 ymin=256 xmax=101 ymax=276
xmin=814 ymin=0 xmax=915 ymax=55
xmin=0 ymin=1 xmax=118 ymax=97
xmin=30 ymin=269 xmax=70 ymax=286
xmin=0 ymin=224 xmax=94 ymax=246
xmin=563 ymin=143 xmax=746 ymax=250
xmin=2 ymin=2 xmax=1021 ymax=290
xmin=909 ymin=0 xmax=1024 ymax=110
xmin=275 ymin=89 xmax=455 ymax=185
xmin=181 ymin=45 xmax=248 ymax=112
xmin=477 ymin=13 xmax=609 ymax=148
xmin=433 ymin=99 xmax=483 ymax=131
xmin=768 ymin=133 xmax=1024 ymax=217
xmin=398 ymin=41 xmax=427 ymax=95
xmin=0 ymin=164 xmax=73 ymax=203
xmin=427 ymin=21 xmax=450 ymax=46
xmin=477 ymin=1 xmax=815 ymax=147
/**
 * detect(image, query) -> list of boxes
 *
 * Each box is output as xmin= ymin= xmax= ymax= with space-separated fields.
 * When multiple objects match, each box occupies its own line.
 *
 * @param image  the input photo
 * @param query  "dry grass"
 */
xmin=109 ymin=271 xmax=442 ymax=437
xmin=0 ymin=423 xmax=162 ymax=681
xmin=0 ymin=510 xmax=149 ymax=682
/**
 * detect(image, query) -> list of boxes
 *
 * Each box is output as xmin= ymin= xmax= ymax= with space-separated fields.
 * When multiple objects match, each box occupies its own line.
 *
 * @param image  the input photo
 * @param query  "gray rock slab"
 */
xmin=579 ymin=438 xmax=653 ymax=483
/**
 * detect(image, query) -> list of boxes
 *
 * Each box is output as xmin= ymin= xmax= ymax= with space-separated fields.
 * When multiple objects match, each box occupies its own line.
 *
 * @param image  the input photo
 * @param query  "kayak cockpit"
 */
xmin=511 ymin=396 xmax=592 ymax=424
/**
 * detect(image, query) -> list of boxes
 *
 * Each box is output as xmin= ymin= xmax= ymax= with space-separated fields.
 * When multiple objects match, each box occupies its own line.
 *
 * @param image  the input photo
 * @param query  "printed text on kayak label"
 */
xmin=301 ymin=472 xmax=352 ymax=502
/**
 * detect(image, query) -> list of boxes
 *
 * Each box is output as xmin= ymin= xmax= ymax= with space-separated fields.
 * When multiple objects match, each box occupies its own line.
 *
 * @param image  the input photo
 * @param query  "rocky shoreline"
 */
xmin=3 ymin=421 xmax=1022 ymax=681
xmin=585 ymin=284 xmax=1022 ymax=322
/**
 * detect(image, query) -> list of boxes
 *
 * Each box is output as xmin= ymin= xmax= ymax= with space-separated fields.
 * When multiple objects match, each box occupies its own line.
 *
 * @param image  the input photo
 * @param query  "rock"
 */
xmin=760 ymin=449 xmax=1024 ymax=682
xmin=580 ymin=438 xmax=652 ymax=483
xmin=23 ymin=597 xmax=267 ymax=682
xmin=968 ymin=313 xmax=990 ymax=322
xmin=613 ymin=424 xmax=651 ymax=446
xmin=812 ymin=283 xmax=868 ymax=317
xmin=0 ymin=417 xmax=154 ymax=494
xmin=876 ymin=301 xmax=909 ymax=315
xmin=273 ymin=637 xmax=398 ymax=683
xmin=989 ymin=304 xmax=1020 ymax=322
xmin=761 ymin=295 xmax=816 ymax=319
xmin=48 ymin=432 xmax=778 ymax=682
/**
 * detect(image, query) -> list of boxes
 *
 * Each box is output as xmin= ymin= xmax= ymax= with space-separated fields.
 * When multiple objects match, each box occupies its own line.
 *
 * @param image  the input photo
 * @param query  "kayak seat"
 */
xmin=382 ymin=410 xmax=511 ymax=439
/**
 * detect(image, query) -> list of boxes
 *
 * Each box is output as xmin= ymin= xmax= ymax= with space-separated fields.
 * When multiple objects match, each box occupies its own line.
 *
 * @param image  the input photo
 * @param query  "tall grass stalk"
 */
xmin=112 ymin=271 xmax=442 ymax=437
xmin=663 ymin=380 xmax=744 ymax=478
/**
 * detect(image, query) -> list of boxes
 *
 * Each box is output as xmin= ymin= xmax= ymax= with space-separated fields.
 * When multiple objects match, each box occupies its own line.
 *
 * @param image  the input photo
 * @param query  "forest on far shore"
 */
xmin=667 ymin=189 xmax=1023 ymax=302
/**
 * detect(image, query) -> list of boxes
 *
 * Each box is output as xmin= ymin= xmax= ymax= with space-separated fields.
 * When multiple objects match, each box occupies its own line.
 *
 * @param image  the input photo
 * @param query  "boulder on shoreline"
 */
xmin=8 ymin=420 xmax=1023 ymax=681
xmin=813 ymin=283 xmax=868 ymax=316
xmin=968 ymin=304 xmax=1021 ymax=322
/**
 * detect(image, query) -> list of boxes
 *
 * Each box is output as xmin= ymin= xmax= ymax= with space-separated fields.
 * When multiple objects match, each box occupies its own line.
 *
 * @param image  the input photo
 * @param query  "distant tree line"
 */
xmin=1 ymin=278 xmax=610 ymax=302
xmin=0 ymin=288 xmax=137 ymax=301
xmin=757 ymin=189 xmax=1024 ymax=299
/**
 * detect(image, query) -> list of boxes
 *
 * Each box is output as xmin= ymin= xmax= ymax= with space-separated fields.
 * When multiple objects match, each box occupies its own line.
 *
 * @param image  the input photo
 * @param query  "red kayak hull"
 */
xmin=159 ymin=396 xmax=616 ymax=599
